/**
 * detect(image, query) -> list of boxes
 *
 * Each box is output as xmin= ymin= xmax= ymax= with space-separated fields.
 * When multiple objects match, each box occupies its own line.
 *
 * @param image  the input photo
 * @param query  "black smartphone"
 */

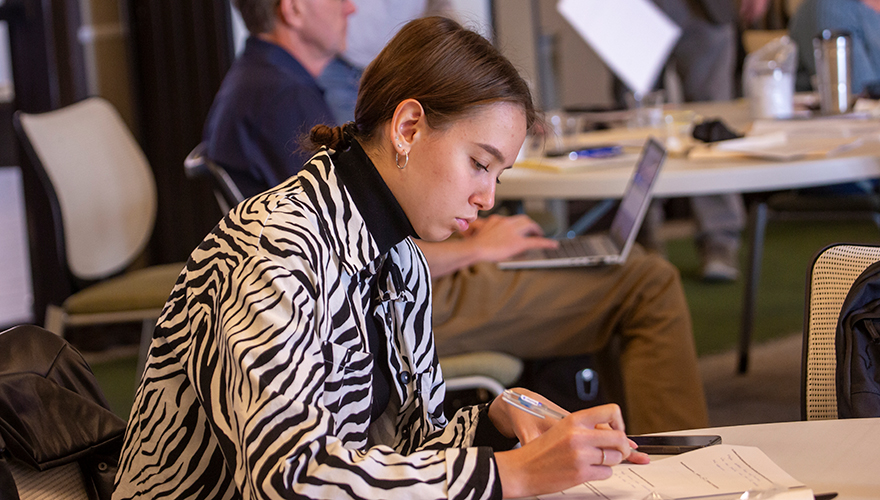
xmin=628 ymin=435 xmax=722 ymax=454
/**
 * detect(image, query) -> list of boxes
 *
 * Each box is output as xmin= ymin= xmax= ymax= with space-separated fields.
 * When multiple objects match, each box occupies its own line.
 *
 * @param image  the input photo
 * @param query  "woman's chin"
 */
xmin=417 ymin=227 xmax=455 ymax=243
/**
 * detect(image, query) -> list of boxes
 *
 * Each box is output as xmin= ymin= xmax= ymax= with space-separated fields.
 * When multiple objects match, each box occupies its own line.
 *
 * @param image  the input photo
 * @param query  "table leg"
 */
xmin=739 ymin=201 xmax=769 ymax=374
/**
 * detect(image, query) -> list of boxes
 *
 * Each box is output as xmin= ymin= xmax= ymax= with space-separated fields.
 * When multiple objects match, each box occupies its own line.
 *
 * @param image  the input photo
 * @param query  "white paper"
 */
xmin=539 ymin=445 xmax=810 ymax=500
xmin=714 ymin=134 xmax=864 ymax=161
xmin=557 ymin=0 xmax=681 ymax=96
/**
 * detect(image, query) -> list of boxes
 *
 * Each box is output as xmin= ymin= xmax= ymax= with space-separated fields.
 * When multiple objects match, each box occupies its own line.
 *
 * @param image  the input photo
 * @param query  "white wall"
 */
xmin=494 ymin=0 xmax=612 ymax=111
xmin=230 ymin=1 xmax=247 ymax=56
xmin=0 ymin=168 xmax=34 ymax=327
xmin=229 ymin=0 xmax=493 ymax=57
xmin=449 ymin=0 xmax=492 ymax=40
xmin=0 ymin=8 xmax=13 ymax=102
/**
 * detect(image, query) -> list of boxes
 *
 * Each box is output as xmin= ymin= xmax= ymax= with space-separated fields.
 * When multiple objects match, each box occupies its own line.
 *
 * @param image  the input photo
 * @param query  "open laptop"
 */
xmin=498 ymin=137 xmax=666 ymax=269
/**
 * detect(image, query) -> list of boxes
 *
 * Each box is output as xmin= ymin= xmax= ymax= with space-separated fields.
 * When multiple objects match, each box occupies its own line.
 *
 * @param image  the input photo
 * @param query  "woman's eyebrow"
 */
xmin=477 ymin=143 xmax=505 ymax=162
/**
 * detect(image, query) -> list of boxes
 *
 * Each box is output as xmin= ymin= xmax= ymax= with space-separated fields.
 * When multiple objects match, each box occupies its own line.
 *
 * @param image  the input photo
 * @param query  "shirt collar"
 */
xmin=333 ymin=139 xmax=417 ymax=256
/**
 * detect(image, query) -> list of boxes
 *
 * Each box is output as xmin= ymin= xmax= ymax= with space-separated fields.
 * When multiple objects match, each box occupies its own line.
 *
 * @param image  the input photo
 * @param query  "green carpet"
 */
xmin=89 ymin=218 xmax=880 ymax=419
xmin=91 ymin=354 xmax=138 ymax=419
xmin=667 ymin=218 xmax=880 ymax=356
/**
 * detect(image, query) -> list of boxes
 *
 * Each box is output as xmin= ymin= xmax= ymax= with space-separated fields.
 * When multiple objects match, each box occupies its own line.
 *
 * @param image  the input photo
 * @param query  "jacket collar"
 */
xmin=295 ymin=146 xmax=416 ymax=292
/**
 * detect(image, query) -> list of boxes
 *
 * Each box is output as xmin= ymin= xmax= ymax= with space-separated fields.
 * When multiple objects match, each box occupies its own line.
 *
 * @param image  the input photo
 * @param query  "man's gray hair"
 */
xmin=232 ymin=0 xmax=277 ymax=35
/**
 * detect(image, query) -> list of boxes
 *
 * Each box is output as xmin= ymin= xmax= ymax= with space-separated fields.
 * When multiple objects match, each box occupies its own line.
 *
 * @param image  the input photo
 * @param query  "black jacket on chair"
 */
xmin=836 ymin=261 xmax=880 ymax=418
xmin=0 ymin=325 xmax=126 ymax=499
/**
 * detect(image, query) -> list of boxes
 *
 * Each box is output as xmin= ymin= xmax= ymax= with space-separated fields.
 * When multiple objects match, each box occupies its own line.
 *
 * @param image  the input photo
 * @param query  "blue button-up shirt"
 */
xmin=204 ymin=36 xmax=336 ymax=197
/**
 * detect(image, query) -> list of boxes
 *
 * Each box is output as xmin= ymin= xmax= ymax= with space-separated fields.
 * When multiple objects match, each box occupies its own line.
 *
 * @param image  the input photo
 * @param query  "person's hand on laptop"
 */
xmin=416 ymin=214 xmax=559 ymax=278
xmin=462 ymin=214 xmax=559 ymax=262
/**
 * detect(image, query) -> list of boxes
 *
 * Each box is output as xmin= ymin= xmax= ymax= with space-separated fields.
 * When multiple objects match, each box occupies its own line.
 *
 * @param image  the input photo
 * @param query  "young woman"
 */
xmin=114 ymin=16 xmax=647 ymax=500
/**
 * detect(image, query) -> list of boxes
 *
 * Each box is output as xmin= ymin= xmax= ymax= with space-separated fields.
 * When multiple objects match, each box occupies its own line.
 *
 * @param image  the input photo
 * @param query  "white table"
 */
xmin=499 ymin=103 xmax=880 ymax=373
xmin=671 ymin=418 xmax=880 ymax=500
xmin=499 ymin=143 xmax=880 ymax=201
xmin=500 ymin=98 xmax=880 ymax=205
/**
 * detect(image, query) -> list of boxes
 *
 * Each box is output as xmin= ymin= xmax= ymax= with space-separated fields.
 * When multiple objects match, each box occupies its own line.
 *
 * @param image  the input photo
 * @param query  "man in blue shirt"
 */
xmin=203 ymin=0 xmax=356 ymax=197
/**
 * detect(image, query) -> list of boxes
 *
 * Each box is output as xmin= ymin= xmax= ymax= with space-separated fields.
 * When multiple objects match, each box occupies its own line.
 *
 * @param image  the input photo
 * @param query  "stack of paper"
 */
xmin=539 ymin=444 xmax=811 ymax=500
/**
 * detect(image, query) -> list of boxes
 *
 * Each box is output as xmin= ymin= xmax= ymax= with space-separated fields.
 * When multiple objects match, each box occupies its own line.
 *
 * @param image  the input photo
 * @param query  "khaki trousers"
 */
xmin=431 ymin=246 xmax=708 ymax=434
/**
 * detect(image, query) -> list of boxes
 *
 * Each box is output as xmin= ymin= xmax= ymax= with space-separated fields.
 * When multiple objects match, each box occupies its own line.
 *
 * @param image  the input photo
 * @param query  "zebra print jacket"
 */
xmin=113 ymin=148 xmax=501 ymax=500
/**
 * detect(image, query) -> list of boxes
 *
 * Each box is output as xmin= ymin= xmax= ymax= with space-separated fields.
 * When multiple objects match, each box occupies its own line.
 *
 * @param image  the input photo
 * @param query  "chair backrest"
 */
xmin=802 ymin=243 xmax=880 ymax=420
xmin=13 ymin=97 xmax=157 ymax=282
xmin=4 ymin=457 xmax=90 ymax=500
xmin=184 ymin=142 xmax=245 ymax=214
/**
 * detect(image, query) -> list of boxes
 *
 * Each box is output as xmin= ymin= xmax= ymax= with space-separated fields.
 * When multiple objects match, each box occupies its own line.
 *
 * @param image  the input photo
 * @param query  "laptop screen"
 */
xmin=609 ymin=138 xmax=666 ymax=248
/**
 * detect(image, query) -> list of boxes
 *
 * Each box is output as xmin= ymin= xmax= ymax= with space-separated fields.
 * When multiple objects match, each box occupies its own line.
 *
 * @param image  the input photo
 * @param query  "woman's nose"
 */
xmin=471 ymin=183 xmax=495 ymax=211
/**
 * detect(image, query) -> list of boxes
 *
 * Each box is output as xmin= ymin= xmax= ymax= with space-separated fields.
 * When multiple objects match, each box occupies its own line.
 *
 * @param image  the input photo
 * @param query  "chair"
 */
xmin=183 ymin=142 xmax=524 ymax=397
xmin=801 ymin=243 xmax=880 ymax=420
xmin=440 ymin=351 xmax=523 ymax=397
xmin=13 ymin=97 xmax=183 ymax=375
xmin=184 ymin=142 xmax=244 ymax=213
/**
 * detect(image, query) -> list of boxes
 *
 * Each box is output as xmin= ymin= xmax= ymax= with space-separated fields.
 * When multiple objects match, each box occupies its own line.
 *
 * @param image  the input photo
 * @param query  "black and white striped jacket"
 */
xmin=113 ymin=149 xmax=499 ymax=499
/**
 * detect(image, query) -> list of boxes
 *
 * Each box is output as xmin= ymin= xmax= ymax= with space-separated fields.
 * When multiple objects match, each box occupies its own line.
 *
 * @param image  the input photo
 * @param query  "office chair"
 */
xmin=801 ymin=243 xmax=880 ymax=420
xmin=184 ymin=142 xmax=244 ymax=213
xmin=183 ymin=142 xmax=524 ymax=397
xmin=13 ymin=97 xmax=183 ymax=376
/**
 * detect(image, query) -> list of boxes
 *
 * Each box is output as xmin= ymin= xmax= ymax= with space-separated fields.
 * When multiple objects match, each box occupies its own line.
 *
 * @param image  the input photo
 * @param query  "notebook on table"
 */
xmin=498 ymin=137 xmax=666 ymax=270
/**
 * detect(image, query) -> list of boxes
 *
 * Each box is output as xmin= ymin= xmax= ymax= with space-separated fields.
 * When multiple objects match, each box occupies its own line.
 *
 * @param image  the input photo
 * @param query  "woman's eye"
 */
xmin=473 ymin=159 xmax=489 ymax=172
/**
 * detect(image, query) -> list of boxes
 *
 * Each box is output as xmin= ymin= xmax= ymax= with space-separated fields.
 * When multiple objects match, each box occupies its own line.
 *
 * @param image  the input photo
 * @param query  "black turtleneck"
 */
xmin=333 ymin=139 xmax=417 ymax=253
xmin=333 ymin=139 xmax=416 ymax=421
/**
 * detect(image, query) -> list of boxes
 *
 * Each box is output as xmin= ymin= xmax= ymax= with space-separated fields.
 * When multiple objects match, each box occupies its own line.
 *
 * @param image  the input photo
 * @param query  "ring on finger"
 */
xmin=599 ymin=449 xmax=607 ymax=466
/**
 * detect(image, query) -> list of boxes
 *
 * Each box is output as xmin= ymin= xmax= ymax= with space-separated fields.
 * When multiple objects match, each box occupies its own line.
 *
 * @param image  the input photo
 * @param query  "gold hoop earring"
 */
xmin=396 ymin=150 xmax=409 ymax=169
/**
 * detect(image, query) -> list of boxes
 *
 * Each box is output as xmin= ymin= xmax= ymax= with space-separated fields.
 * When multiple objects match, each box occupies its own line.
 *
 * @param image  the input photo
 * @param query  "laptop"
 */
xmin=498 ymin=138 xmax=666 ymax=269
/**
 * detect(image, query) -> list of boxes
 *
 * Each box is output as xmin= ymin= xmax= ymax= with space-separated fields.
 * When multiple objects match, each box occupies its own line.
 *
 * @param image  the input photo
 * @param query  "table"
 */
xmin=499 ymin=101 xmax=880 ymax=372
xmin=670 ymin=418 xmax=880 ymax=499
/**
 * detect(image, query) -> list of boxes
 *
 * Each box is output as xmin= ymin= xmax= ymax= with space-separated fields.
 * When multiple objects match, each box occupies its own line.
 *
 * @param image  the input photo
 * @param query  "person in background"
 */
xmin=640 ymin=0 xmax=770 ymax=282
xmin=789 ymin=0 xmax=880 ymax=95
xmin=202 ymin=0 xmax=355 ymax=197
xmin=316 ymin=1 xmax=708 ymax=435
xmin=114 ymin=16 xmax=651 ymax=500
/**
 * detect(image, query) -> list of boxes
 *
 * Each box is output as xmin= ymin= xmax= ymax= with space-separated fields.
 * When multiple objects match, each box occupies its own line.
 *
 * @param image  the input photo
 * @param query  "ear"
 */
xmin=390 ymin=99 xmax=426 ymax=155
xmin=277 ymin=0 xmax=303 ymax=28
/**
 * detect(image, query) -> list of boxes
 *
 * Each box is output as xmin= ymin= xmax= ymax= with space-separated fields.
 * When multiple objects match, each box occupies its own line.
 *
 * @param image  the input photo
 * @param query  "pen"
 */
xmin=546 ymin=145 xmax=623 ymax=159
xmin=502 ymin=389 xmax=567 ymax=420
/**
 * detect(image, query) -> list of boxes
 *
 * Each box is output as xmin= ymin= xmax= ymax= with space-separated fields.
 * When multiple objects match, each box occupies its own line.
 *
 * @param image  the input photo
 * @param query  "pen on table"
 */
xmin=547 ymin=145 xmax=623 ymax=160
xmin=502 ymin=389 xmax=567 ymax=420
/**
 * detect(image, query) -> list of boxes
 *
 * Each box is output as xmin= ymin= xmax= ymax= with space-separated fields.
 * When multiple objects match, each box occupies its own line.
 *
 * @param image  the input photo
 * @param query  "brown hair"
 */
xmin=309 ymin=16 xmax=537 ymax=151
xmin=232 ymin=0 xmax=276 ymax=35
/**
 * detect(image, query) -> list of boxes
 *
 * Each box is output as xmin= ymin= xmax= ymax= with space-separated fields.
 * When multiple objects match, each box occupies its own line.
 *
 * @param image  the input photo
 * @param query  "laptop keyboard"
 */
xmin=542 ymin=235 xmax=618 ymax=259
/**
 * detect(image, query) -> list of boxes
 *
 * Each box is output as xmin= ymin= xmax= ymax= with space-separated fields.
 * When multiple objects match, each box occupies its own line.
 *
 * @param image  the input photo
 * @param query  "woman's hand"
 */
xmin=462 ymin=214 xmax=559 ymax=263
xmin=487 ymin=388 xmax=568 ymax=444
xmin=492 ymin=402 xmax=650 ymax=499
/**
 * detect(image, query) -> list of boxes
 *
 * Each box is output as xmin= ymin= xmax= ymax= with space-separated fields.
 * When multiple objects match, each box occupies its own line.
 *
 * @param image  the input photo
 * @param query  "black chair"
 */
xmin=184 ymin=142 xmax=245 ymax=213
